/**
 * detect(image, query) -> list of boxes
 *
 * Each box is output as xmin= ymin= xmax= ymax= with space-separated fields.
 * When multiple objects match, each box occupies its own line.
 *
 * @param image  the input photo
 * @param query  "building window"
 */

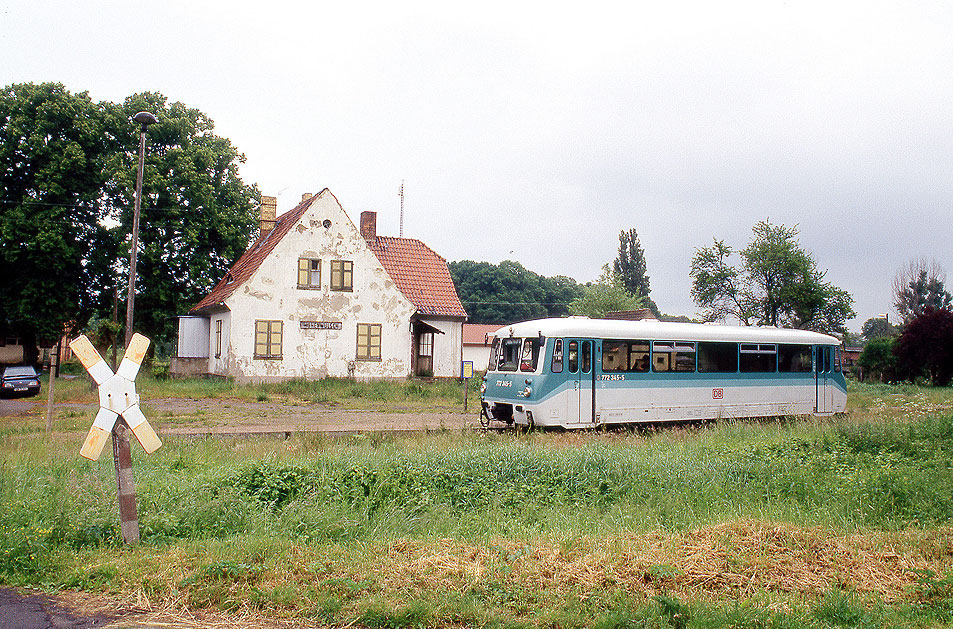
xmin=215 ymin=320 xmax=222 ymax=358
xmin=298 ymin=258 xmax=321 ymax=289
xmin=331 ymin=260 xmax=353 ymax=291
xmin=254 ymin=320 xmax=282 ymax=359
xmin=356 ymin=323 xmax=381 ymax=361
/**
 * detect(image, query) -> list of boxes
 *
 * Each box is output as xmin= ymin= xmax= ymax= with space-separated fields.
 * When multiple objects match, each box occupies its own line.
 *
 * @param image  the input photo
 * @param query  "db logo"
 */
xmin=712 ymin=388 xmax=724 ymax=399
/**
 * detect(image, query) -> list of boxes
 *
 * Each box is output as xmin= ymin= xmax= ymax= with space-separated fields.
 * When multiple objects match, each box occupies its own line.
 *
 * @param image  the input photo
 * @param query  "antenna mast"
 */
xmin=398 ymin=180 xmax=404 ymax=237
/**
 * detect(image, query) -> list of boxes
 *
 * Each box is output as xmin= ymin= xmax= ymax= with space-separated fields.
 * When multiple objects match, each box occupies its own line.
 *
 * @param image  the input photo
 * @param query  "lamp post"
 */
xmin=125 ymin=111 xmax=158 ymax=346
xmin=116 ymin=111 xmax=157 ymax=545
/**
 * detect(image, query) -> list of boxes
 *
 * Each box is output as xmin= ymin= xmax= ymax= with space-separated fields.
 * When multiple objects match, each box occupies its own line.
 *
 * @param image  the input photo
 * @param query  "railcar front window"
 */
xmin=551 ymin=339 xmax=563 ymax=373
xmin=498 ymin=338 xmax=522 ymax=371
xmin=488 ymin=338 xmax=500 ymax=371
xmin=520 ymin=338 xmax=541 ymax=372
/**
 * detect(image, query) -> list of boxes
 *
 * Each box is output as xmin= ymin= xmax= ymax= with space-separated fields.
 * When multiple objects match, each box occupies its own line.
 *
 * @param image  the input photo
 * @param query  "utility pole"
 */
xmin=115 ymin=111 xmax=157 ymax=545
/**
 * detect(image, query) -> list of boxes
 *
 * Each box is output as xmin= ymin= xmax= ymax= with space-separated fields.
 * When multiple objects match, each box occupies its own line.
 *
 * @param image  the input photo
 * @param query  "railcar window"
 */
xmin=602 ymin=340 xmax=650 ymax=372
xmin=520 ymin=338 xmax=541 ymax=372
xmin=568 ymin=341 xmax=579 ymax=373
xmin=581 ymin=341 xmax=592 ymax=373
xmin=778 ymin=345 xmax=812 ymax=372
xmin=551 ymin=339 xmax=563 ymax=373
xmin=740 ymin=343 xmax=777 ymax=372
xmin=653 ymin=341 xmax=696 ymax=372
xmin=697 ymin=342 xmax=737 ymax=372
xmin=498 ymin=338 xmax=522 ymax=371
xmin=630 ymin=342 xmax=650 ymax=372
xmin=602 ymin=341 xmax=628 ymax=372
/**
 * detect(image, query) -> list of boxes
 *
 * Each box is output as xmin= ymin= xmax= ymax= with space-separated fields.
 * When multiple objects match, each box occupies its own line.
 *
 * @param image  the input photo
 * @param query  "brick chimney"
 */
xmin=360 ymin=211 xmax=377 ymax=241
xmin=260 ymin=196 xmax=277 ymax=236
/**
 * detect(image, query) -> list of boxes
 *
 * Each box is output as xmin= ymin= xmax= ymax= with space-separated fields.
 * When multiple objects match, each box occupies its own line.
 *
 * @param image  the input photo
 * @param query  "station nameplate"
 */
xmin=300 ymin=321 xmax=342 ymax=330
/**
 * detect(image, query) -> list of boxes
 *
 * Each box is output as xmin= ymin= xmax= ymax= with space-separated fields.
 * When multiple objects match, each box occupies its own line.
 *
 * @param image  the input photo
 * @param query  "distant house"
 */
xmin=174 ymin=189 xmax=467 ymax=382
xmin=462 ymin=323 xmax=500 ymax=371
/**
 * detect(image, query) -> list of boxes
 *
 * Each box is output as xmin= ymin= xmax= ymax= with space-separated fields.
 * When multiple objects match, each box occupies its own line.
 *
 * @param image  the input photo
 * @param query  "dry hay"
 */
xmin=375 ymin=520 xmax=953 ymax=603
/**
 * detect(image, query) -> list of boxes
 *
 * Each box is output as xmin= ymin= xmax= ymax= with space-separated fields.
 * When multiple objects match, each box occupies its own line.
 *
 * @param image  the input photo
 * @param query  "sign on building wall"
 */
xmin=300 ymin=321 xmax=343 ymax=330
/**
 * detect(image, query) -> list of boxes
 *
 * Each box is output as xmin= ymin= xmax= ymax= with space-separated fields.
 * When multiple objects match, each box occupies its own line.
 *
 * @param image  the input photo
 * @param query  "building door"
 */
xmin=416 ymin=331 xmax=434 ymax=377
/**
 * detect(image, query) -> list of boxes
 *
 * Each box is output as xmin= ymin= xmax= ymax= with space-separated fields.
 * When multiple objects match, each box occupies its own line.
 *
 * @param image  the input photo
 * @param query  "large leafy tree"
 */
xmin=106 ymin=93 xmax=259 ymax=348
xmin=0 ymin=83 xmax=259 ymax=357
xmin=690 ymin=220 xmax=854 ymax=335
xmin=894 ymin=307 xmax=953 ymax=386
xmin=0 ymin=83 xmax=118 ymax=361
xmin=892 ymin=258 xmax=952 ymax=324
xmin=449 ymin=260 xmax=583 ymax=324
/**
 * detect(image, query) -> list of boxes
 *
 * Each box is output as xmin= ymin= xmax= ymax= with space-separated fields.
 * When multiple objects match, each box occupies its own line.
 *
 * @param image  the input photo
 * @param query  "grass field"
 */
xmin=1 ymin=379 xmax=953 ymax=627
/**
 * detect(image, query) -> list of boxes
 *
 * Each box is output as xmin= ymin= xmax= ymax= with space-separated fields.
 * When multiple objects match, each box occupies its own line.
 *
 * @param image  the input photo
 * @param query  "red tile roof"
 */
xmin=367 ymin=236 xmax=467 ymax=318
xmin=462 ymin=323 xmax=500 ymax=345
xmin=190 ymin=193 xmax=320 ymax=313
xmin=190 ymin=190 xmax=467 ymax=320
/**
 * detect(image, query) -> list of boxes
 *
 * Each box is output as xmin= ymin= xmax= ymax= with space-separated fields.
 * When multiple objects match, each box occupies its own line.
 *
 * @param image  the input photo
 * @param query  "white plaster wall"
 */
xmin=177 ymin=316 xmax=210 ymax=358
xmin=462 ymin=344 xmax=492 ymax=371
xmin=209 ymin=313 xmax=231 ymax=376
xmin=223 ymin=192 xmax=418 ymax=382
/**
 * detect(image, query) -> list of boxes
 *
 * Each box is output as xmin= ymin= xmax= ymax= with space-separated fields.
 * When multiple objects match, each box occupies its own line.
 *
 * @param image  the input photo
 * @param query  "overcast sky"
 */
xmin=3 ymin=0 xmax=951 ymax=330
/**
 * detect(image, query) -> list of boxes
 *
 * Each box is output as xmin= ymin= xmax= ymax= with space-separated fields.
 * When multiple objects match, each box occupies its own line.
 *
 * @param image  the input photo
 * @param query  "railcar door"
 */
xmin=815 ymin=346 xmax=832 ymax=414
xmin=566 ymin=339 xmax=596 ymax=425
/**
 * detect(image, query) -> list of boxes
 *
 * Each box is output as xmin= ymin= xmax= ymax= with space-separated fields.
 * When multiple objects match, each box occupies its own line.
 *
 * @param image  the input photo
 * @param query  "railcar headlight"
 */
xmin=480 ymin=381 xmax=487 ymax=395
xmin=521 ymin=386 xmax=532 ymax=398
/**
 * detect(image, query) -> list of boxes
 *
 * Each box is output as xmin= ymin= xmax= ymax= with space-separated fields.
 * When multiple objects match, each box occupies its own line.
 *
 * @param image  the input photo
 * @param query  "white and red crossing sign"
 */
xmin=69 ymin=333 xmax=161 ymax=460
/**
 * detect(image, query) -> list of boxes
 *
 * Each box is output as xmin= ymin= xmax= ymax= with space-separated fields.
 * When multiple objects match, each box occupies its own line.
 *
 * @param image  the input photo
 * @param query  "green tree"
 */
xmin=569 ymin=265 xmax=642 ymax=318
xmin=893 ymin=258 xmax=952 ymax=324
xmin=861 ymin=317 xmax=898 ymax=341
xmin=0 ymin=83 xmax=259 ymax=357
xmin=690 ymin=220 xmax=854 ymax=335
xmin=449 ymin=260 xmax=583 ymax=324
xmin=105 ymin=93 xmax=259 ymax=348
xmin=0 ymin=82 xmax=118 ymax=362
xmin=857 ymin=337 xmax=897 ymax=382
xmin=612 ymin=228 xmax=657 ymax=315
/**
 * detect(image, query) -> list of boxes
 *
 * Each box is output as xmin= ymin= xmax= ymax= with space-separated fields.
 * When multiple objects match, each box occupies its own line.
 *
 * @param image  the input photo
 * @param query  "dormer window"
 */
xmin=331 ymin=260 xmax=353 ymax=291
xmin=298 ymin=258 xmax=321 ymax=289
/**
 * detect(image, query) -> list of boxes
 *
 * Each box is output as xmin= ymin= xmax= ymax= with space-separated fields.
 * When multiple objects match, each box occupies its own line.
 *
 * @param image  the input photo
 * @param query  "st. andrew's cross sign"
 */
xmin=69 ymin=333 xmax=161 ymax=460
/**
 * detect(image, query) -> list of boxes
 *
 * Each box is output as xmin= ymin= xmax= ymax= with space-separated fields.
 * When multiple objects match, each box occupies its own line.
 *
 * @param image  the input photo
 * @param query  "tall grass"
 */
xmin=3 ymin=382 xmax=953 ymax=626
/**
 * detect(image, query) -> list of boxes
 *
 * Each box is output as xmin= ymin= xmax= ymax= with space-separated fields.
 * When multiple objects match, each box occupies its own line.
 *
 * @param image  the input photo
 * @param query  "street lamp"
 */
xmin=125 ymin=111 xmax=158 ymax=346
xmin=116 ymin=111 xmax=157 ymax=545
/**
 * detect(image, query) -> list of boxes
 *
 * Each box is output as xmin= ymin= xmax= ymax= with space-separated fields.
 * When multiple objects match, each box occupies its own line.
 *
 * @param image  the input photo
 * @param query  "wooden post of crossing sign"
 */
xmin=69 ymin=333 xmax=161 ymax=544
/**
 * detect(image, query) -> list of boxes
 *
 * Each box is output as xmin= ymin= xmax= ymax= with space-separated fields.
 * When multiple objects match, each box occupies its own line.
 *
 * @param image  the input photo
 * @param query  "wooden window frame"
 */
xmin=254 ymin=320 xmax=283 ymax=359
xmin=214 ymin=319 xmax=222 ymax=358
xmin=330 ymin=259 xmax=353 ymax=292
xmin=298 ymin=258 xmax=321 ymax=289
xmin=356 ymin=323 xmax=381 ymax=361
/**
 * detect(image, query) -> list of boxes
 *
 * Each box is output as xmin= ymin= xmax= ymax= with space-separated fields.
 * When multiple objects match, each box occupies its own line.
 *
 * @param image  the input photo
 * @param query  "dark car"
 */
xmin=1 ymin=365 xmax=41 ymax=398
